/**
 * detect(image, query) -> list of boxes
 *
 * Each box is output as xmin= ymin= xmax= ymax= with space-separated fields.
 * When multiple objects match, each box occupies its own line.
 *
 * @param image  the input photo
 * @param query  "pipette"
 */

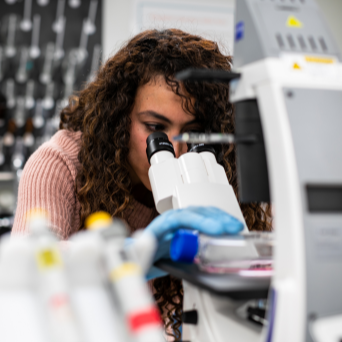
xmin=84 ymin=0 xmax=98 ymax=35
xmin=25 ymin=80 xmax=36 ymax=110
xmin=54 ymin=16 xmax=66 ymax=61
xmin=40 ymin=43 xmax=55 ymax=84
xmin=32 ymin=100 xmax=45 ymax=137
xmin=0 ymin=236 xmax=48 ymax=342
xmin=68 ymin=0 xmax=81 ymax=8
xmin=60 ymin=82 xmax=73 ymax=108
xmin=78 ymin=19 xmax=89 ymax=62
xmin=52 ymin=0 xmax=66 ymax=33
xmin=30 ymin=15 xmax=41 ymax=59
xmin=11 ymin=137 xmax=26 ymax=170
xmin=63 ymin=52 xmax=77 ymax=85
xmin=13 ymin=97 xmax=27 ymax=136
xmin=4 ymin=79 xmax=16 ymax=110
xmin=20 ymin=0 xmax=33 ymax=31
xmin=4 ymin=0 xmax=17 ymax=5
xmin=42 ymin=82 xmax=55 ymax=112
xmin=5 ymin=14 xmax=17 ymax=58
xmin=27 ymin=210 xmax=83 ymax=342
xmin=87 ymin=44 xmax=101 ymax=83
xmin=37 ymin=0 xmax=49 ymax=5
xmin=15 ymin=47 xmax=30 ymax=84
xmin=23 ymin=131 xmax=35 ymax=155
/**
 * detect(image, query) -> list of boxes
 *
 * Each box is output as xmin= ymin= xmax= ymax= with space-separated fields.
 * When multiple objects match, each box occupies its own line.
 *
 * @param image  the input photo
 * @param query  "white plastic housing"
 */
xmin=149 ymin=151 xmax=248 ymax=232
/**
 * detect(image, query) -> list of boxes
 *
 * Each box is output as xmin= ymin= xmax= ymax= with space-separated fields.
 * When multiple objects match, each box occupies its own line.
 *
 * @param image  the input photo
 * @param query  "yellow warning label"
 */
xmin=36 ymin=248 xmax=62 ymax=269
xmin=287 ymin=16 xmax=303 ymax=28
xmin=293 ymin=63 xmax=301 ymax=70
xmin=305 ymin=56 xmax=335 ymax=64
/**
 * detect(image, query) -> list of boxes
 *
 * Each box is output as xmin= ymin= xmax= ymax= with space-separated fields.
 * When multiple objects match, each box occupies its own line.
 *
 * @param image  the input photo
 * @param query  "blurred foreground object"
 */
xmin=0 ymin=209 xmax=165 ymax=342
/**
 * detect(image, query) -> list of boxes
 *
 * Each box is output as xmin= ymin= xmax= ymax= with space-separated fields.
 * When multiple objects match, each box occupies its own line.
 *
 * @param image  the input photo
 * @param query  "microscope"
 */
xmin=147 ymin=0 xmax=342 ymax=341
xmin=147 ymin=132 xmax=270 ymax=342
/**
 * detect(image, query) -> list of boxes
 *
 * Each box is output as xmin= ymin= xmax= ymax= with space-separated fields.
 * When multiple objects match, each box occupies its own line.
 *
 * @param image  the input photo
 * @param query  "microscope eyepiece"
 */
xmin=188 ymin=143 xmax=216 ymax=155
xmin=146 ymin=132 xmax=175 ymax=164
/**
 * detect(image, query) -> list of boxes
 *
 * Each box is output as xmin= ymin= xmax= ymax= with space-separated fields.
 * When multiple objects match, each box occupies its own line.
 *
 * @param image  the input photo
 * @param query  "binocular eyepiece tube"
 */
xmin=146 ymin=132 xmax=216 ymax=165
xmin=146 ymin=132 xmax=175 ymax=165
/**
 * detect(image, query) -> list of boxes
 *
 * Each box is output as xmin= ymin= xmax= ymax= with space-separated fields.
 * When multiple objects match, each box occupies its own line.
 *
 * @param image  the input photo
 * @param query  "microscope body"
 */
xmin=148 ymin=138 xmax=261 ymax=342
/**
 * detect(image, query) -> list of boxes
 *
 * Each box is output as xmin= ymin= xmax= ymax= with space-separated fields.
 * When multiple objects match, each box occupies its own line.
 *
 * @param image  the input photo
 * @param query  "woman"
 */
xmin=12 ymin=29 xmax=272 ymax=340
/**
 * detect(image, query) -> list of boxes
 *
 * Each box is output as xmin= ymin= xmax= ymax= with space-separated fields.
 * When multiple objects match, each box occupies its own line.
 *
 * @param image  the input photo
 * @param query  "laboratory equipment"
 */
xmin=52 ymin=0 xmax=66 ymax=33
xmin=153 ymin=0 xmax=342 ymax=341
xmin=0 ymin=209 xmax=165 ymax=342
xmin=20 ymin=0 xmax=33 ymax=32
xmin=86 ymin=212 xmax=165 ymax=342
xmin=25 ymin=80 xmax=36 ymax=111
xmin=29 ymin=15 xmax=41 ymax=59
xmin=0 ymin=1 xmax=103 ymax=229
xmin=86 ymin=44 xmax=101 ymax=83
xmin=147 ymin=132 xmax=247 ymax=226
xmin=147 ymin=131 xmax=269 ymax=342
xmin=229 ymin=1 xmax=342 ymax=340
xmin=83 ymin=0 xmax=98 ymax=35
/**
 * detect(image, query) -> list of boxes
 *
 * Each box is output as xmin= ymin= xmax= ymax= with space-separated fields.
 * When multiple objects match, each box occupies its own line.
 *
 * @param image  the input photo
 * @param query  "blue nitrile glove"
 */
xmin=144 ymin=206 xmax=244 ymax=280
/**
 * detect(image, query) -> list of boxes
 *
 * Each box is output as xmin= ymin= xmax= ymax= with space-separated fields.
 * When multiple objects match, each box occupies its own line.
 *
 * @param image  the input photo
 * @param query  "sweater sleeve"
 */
xmin=12 ymin=145 xmax=79 ymax=240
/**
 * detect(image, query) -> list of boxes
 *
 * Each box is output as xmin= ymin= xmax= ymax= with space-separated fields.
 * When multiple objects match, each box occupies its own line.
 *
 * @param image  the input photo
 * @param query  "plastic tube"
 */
xmin=27 ymin=209 xmax=83 ymax=342
xmin=0 ymin=236 xmax=48 ymax=342
xmin=67 ymin=232 xmax=127 ymax=342
xmin=85 ymin=212 xmax=165 ymax=342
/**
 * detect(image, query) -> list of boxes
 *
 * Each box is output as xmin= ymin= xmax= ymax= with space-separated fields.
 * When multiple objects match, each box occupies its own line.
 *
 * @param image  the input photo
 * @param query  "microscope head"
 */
xmin=146 ymin=132 xmax=248 ymax=232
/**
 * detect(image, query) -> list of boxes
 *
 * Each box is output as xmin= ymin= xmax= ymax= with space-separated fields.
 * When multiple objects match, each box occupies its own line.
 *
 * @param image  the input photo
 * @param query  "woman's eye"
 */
xmin=145 ymin=124 xmax=165 ymax=132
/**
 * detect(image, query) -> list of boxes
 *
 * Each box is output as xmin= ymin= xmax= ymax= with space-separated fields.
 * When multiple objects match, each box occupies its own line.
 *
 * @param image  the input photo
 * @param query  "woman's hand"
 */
xmin=144 ymin=206 xmax=244 ymax=280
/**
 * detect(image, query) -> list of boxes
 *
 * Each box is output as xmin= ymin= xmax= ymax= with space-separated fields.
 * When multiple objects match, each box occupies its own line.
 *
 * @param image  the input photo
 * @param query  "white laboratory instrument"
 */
xmin=149 ymin=0 xmax=342 ymax=341
xmin=0 ymin=210 xmax=165 ymax=342
xmin=147 ymin=132 xmax=264 ymax=342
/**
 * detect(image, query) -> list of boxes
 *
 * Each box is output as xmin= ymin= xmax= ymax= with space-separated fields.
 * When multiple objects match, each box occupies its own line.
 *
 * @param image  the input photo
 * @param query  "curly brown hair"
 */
xmin=60 ymin=29 xmax=272 ymax=340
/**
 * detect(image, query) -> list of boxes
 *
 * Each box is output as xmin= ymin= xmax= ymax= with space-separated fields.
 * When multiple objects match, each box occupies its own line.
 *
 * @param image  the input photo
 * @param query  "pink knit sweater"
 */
xmin=12 ymin=130 xmax=159 ymax=239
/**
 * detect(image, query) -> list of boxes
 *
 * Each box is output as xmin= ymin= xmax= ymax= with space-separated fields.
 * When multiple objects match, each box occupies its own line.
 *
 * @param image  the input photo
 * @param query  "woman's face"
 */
xmin=128 ymin=75 xmax=201 ymax=190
